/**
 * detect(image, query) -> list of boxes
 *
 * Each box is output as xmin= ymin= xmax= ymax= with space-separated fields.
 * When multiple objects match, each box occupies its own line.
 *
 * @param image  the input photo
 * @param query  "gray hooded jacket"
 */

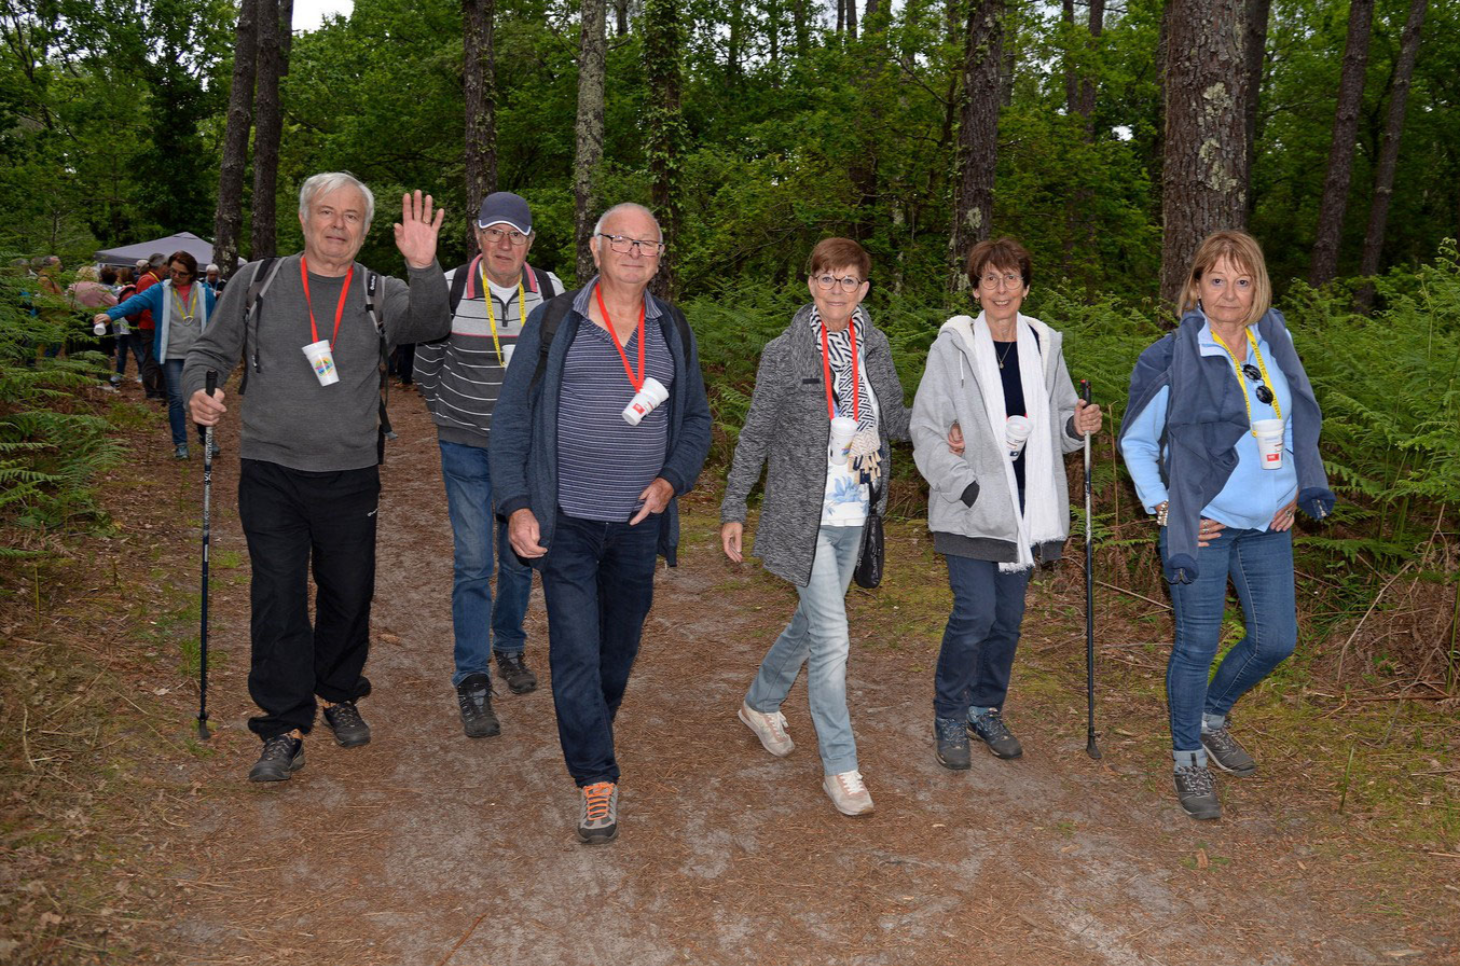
xmin=910 ymin=315 xmax=1083 ymax=562
xmin=721 ymin=304 xmax=911 ymax=587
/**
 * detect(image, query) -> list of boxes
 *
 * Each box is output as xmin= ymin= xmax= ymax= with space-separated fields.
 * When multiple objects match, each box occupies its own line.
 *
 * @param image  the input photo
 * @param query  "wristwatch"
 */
xmin=1155 ymin=501 xmax=1170 ymax=527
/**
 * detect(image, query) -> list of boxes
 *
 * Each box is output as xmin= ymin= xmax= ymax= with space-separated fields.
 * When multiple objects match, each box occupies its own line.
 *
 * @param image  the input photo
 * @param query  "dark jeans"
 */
xmin=239 ymin=459 xmax=380 ymax=739
xmin=136 ymin=329 xmax=163 ymax=397
xmin=1163 ymin=526 xmax=1297 ymax=752
xmin=539 ymin=511 xmax=659 ymax=787
xmin=932 ymin=555 xmax=1032 ymax=720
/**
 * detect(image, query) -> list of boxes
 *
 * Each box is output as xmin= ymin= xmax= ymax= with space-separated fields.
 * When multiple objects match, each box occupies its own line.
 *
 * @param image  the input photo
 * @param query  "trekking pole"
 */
xmin=197 ymin=369 xmax=217 ymax=741
xmin=1081 ymin=379 xmax=1101 ymax=760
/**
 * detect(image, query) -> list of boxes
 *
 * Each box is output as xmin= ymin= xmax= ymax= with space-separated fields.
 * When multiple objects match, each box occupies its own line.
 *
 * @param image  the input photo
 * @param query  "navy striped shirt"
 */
xmin=557 ymin=285 xmax=675 ymax=521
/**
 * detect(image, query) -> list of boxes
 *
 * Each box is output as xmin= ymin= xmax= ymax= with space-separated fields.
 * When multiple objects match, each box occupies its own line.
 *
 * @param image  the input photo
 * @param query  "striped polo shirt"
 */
xmin=557 ymin=282 xmax=675 ymax=522
xmin=415 ymin=259 xmax=561 ymax=447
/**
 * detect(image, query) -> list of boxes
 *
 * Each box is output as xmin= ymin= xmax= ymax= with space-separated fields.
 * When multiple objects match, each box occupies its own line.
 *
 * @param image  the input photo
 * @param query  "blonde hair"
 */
xmin=1181 ymin=230 xmax=1272 ymax=325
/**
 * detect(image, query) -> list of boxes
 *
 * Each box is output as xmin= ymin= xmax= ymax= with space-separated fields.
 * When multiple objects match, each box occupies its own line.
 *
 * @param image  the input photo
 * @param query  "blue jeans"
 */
xmin=439 ymin=440 xmax=533 ymax=686
xmin=1163 ymin=526 xmax=1297 ymax=752
xmin=745 ymin=524 xmax=863 ymax=776
xmin=932 ymin=555 xmax=1032 ymax=720
xmin=539 ymin=511 xmax=660 ymax=787
xmin=162 ymin=358 xmax=188 ymax=446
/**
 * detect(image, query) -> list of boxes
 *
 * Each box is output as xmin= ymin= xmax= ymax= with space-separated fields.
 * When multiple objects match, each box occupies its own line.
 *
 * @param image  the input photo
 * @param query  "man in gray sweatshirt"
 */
xmin=414 ymin=191 xmax=563 ymax=738
xmin=185 ymin=173 xmax=449 ymax=783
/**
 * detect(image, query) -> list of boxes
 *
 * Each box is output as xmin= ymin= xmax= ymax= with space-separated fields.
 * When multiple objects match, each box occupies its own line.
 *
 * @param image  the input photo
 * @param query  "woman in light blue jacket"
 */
xmin=97 ymin=250 xmax=217 ymax=458
xmin=911 ymin=238 xmax=1100 ymax=773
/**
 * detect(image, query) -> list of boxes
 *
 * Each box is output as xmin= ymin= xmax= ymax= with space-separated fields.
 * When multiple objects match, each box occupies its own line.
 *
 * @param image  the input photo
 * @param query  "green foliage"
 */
xmin=0 ymin=266 xmax=125 ymax=552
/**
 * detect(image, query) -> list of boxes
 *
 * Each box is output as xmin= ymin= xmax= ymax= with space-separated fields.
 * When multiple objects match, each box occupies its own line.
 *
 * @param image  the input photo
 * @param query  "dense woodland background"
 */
xmin=1 ymin=0 xmax=1458 ymax=686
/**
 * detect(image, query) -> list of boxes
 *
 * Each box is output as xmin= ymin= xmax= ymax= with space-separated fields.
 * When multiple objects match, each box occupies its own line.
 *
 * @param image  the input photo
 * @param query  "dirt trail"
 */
xmin=154 ymin=389 xmax=1444 ymax=966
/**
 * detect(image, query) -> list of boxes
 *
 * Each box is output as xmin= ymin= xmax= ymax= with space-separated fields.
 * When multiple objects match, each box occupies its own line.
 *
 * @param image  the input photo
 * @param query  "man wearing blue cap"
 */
xmin=415 ymin=191 xmax=564 ymax=738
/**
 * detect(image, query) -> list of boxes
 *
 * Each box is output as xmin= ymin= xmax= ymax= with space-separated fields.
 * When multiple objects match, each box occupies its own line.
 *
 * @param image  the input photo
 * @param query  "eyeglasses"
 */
xmin=170 ymin=269 xmax=192 ymax=278
xmin=1241 ymin=363 xmax=1275 ymax=404
xmin=979 ymin=271 xmax=1023 ymax=290
xmin=482 ymin=226 xmax=529 ymax=247
xmin=813 ymin=274 xmax=864 ymax=292
xmin=597 ymin=233 xmax=665 ymax=257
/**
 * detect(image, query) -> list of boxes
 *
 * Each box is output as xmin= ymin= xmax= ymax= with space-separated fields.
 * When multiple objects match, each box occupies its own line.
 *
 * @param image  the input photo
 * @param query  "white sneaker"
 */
xmin=823 ymin=769 xmax=874 ymax=816
xmin=738 ymin=701 xmax=794 ymax=757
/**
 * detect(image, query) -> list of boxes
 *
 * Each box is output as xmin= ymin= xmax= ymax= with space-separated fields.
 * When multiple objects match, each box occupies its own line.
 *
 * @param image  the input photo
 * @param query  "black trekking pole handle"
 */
xmin=198 ymin=369 xmax=217 ymax=740
xmin=1080 ymin=379 xmax=1100 ymax=760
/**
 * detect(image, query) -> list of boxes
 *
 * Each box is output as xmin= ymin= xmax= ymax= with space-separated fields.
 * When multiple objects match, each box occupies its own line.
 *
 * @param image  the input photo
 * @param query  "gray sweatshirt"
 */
xmin=182 ymin=253 xmax=450 ymax=472
xmin=909 ymin=318 xmax=1082 ymax=562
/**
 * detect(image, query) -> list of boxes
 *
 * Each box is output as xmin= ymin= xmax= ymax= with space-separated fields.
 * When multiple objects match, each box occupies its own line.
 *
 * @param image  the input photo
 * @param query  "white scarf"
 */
xmin=944 ymin=311 xmax=1062 ymax=572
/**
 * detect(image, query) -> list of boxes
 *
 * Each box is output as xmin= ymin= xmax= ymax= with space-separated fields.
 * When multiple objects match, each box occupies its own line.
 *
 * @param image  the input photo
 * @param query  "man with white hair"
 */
xmin=490 ymin=202 xmax=711 ymax=843
xmin=204 ymin=263 xmax=224 ymax=294
xmin=185 ymin=172 xmax=449 ymax=783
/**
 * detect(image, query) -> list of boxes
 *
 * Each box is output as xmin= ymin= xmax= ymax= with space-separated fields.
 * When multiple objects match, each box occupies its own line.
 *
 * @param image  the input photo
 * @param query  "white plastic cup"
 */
xmin=622 ymin=376 xmax=669 ymax=426
xmin=501 ymin=344 xmax=515 ymax=367
xmin=93 ymin=321 xmax=107 ymax=336
xmin=302 ymin=339 xmax=339 ymax=386
xmin=828 ymin=416 xmax=858 ymax=465
xmin=1253 ymin=418 xmax=1284 ymax=470
xmin=1005 ymin=414 xmax=1033 ymax=459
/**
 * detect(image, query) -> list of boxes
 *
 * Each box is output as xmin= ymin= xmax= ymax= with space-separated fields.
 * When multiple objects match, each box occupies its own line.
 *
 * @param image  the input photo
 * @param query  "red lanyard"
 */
xmin=300 ymin=257 xmax=354 ymax=349
xmin=820 ymin=320 xmax=859 ymax=421
xmin=595 ymin=284 xmax=645 ymax=391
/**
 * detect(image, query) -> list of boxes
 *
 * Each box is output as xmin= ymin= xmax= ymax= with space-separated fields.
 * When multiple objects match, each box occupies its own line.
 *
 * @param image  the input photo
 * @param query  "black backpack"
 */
xmin=447 ymin=261 xmax=557 ymax=315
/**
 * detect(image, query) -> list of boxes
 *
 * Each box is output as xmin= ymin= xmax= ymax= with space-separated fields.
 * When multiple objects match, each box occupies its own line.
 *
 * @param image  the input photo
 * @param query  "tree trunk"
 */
xmin=846 ymin=0 xmax=857 ymax=40
xmin=837 ymin=0 xmax=844 ymax=35
xmin=1241 ymin=0 xmax=1269 ymax=220
xmin=1308 ymin=0 xmax=1374 ymax=287
xmin=948 ymin=0 xmax=1004 ymax=296
xmin=1159 ymin=0 xmax=1250 ymax=311
xmin=615 ymin=0 xmax=629 ymax=36
xmin=279 ymin=0 xmax=294 ymax=72
xmin=573 ymin=0 xmax=608 ymax=283
xmin=864 ymin=0 xmax=880 ymax=19
xmin=1062 ymin=0 xmax=1078 ymax=116
xmin=644 ymin=0 xmax=682 ymax=300
xmin=794 ymin=0 xmax=808 ymax=57
xmin=1077 ymin=0 xmax=1105 ymax=123
xmin=1358 ymin=0 xmax=1428 ymax=294
xmin=213 ymin=0 xmax=259 ymax=273
xmin=250 ymin=0 xmax=284 ymax=260
xmin=463 ymin=0 xmax=498 ymax=252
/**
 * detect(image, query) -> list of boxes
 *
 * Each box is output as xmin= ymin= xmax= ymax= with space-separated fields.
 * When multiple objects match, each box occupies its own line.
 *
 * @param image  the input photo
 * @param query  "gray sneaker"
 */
xmin=1174 ymin=762 xmax=1221 ymax=820
xmin=934 ymin=717 xmax=970 ymax=770
xmin=968 ymin=710 xmax=1023 ymax=759
xmin=1200 ymin=726 xmax=1256 ymax=776
xmin=578 ymin=781 xmax=619 ymax=844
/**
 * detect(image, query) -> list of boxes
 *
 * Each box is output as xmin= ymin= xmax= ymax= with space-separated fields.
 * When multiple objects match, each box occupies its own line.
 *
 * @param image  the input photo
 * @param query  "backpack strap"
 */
xmin=531 ymin=265 xmax=559 ymax=298
xmin=238 ymin=256 xmax=283 ymax=395
xmin=529 ymin=290 xmax=577 ymax=392
xmin=361 ymin=269 xmax=393 ymax=463
xmin=448 ymin=259 xmax=473 ymax=315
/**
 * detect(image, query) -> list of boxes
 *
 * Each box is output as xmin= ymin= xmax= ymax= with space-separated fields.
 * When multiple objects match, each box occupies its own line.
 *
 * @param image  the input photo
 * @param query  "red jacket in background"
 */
xmin=134 ymin=269 xmax=161 ymax=330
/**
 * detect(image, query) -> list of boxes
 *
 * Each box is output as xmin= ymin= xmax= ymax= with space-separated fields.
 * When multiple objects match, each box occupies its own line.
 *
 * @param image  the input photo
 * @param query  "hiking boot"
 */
xmin=1200 ymin=726 xmax=1257 ymax=776
xmin=174 ymin=443 xmax=190 ymax=460
xmin=968 ymin=710 xmax=1023 ymax=759
xmin=248 ymin=733 xmax=304 ymax=782
xmin=1174 ymin=761 xmax=1221 ymax=820
xmin=494 ymin=652 xmax=538 ymax=695
xmin=321 ymin=700 xmax=371 ymax=748
xmin=934 ymin=716 xmax=971 ymax=770
xmin=578 ymin=781 xmax=619 ymax=844
xmin=738 ymin=701 xmax=794 ymax=757
xmin=823 ymin=770 xmax=874 ymax=816
xmin=455 ymin=673 xmax=500 ymax=738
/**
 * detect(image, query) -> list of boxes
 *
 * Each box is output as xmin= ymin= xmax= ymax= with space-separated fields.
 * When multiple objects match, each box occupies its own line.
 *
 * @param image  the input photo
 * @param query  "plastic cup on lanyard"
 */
xmin=622 ymin=376 xmax=669 ymax=426
xmin=1252 ymin=418 xmax=1285 ymax=469
xmin=302 ymin=339 xmax=339 ymax=386
xmin=828 ymin=416 xmax=858 ymax=465
xmin=1005 ymin=414 xmax=1033 ymax=459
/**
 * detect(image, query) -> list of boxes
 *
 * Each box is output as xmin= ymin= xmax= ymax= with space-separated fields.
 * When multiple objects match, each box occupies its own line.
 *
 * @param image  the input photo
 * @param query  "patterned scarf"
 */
xmin=810 ymin=306 xmax=877 ymax=438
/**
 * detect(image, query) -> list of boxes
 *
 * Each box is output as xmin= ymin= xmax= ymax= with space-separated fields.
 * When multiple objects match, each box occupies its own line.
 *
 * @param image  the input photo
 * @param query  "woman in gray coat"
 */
xmin=721 ymin=238 xmax=911 ymax=818
xmin=911 ymin=237 xmax=1101 ymax=770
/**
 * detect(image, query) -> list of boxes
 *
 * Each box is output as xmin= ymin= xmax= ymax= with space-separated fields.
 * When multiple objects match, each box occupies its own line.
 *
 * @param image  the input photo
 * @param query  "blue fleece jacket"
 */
xmin=105 ymin=280 xmax=217 ymax=360
xmin=1119 ymin=308 xmax=1334 ymax=583
xmin=488 ymin=289 xmax=713 ymax=566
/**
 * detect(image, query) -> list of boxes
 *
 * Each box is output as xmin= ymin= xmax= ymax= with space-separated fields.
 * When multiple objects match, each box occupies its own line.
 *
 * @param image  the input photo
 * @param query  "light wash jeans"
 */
xmin=745 ymin=523 xmax=864 ymax=776
xmin=439 ymin=440 xmax=533 ymax=687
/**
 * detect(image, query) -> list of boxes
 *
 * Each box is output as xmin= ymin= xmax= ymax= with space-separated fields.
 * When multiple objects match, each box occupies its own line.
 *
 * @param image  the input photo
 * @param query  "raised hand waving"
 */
xmin=394 ymin=190 xmax=445 ymax=269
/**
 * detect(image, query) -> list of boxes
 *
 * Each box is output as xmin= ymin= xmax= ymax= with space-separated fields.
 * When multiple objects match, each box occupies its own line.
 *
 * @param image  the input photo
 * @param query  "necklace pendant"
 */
xmin=998 ymin=360 xmax=1004 ymax=369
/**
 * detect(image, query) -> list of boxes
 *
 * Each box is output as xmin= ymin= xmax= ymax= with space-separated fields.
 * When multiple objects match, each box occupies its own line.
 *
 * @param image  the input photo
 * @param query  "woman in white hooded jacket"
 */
xmin=911 ymin=237 xmax=1101 ymax=770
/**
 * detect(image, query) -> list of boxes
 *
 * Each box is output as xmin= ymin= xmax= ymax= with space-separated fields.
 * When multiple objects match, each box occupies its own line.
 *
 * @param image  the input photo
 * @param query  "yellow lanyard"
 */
xmin=170 ymin=284 xmax=197 ymax=322
xmin=479 ymin=262 xmax=526 ymax=367
xmin=1211 ymin=327 xmax=1282 ymax=435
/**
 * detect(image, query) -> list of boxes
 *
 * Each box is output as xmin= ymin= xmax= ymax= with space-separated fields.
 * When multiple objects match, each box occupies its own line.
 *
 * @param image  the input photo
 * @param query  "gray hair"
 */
xmin=148 ymin=253 xmax=167 ymax=268
xmin=592 ymin=203 xmax=660 ymax=239
xmin=298 ymin=172 xmax=375 ymax=228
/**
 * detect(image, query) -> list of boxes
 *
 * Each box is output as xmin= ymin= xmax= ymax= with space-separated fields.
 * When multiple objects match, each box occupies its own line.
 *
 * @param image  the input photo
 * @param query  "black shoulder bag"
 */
xmin=853 ymin=481 xmax=885 ymax=589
